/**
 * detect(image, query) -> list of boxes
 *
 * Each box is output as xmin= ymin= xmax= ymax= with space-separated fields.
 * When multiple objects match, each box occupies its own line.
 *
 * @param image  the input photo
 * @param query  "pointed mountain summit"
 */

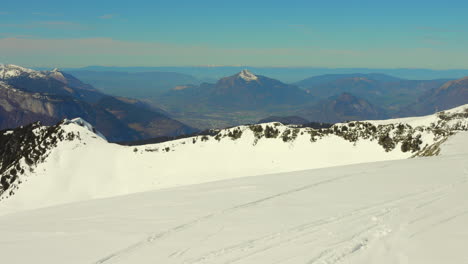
xmin=163 ymin=70 xmax=311 ymax=111
xmin=238 ymin=69 xmax=258 ymax=81
xmin=216 ymin=69 xmax=262 ymax=87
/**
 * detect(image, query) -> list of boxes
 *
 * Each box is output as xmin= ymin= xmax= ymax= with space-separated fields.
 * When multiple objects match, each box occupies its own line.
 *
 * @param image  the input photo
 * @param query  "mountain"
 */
xmin=0 ymin=64 xmax=196 ymax=141
xmin=1 ymin=64 xmax=105 ymax=103
xmin=298 ymin=92 xmax=387 ymax=123
xmin=258 ymin=115 xmax=310 ymax=125
xmin=65 ymin=70 xmax=200 ymax=98
xmin=151 ymin=70 xmax=313 ymax=129
xmin=1 ymin=106 xmax=468 ymax=263
xmin=1 ymin=131 xmax=467 ymax=263
xmin=211 ymin=69 xmax=310 ymax=108
xmin=296 ymin=73 xmax=449 ymax=113
xmin=1 ymin=104 xmax=467 ymax=211
xmin=159 ymin=70 xmax=311 ymax=111
xmin=401 ymin=76 xmax=468 ymax=116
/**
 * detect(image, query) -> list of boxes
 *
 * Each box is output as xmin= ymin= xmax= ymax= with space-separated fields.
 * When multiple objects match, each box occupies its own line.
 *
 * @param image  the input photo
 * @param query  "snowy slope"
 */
xmin=1 ymin=105 xmax=467 ymax=213
xmin=368 ymin=103 xmax=468 ymax=127
xmin=0 ymin=131 xmax=466 ymax=264
xmin=0 ymin=64 xmax=45 ymax=79
xmin=0 ymin=64 xmax=68 ymax=80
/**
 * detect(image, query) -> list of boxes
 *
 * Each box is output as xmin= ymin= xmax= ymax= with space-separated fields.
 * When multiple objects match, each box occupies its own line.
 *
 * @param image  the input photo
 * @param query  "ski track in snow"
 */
xmin=93 ymin=172 xmax=360 ymax=264
xmin=196 ymin=177 xmax=466 ymax=264
xmin=92 ymin=161 xmax=468 ymax=264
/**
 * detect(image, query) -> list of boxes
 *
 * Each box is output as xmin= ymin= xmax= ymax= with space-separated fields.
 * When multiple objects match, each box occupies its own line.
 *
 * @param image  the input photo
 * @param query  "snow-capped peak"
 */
xmin=238 ymin=69 xmax=258 ymax=81
xmin=0 ymin=64 xmax=70 ymax=83
xmin=0 ymin=64 xmax=44 ymax=79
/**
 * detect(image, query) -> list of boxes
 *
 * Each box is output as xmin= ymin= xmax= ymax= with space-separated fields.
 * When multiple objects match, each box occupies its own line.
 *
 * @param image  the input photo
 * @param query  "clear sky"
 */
xmin=1 ymin=0 xmax=467 ymax=68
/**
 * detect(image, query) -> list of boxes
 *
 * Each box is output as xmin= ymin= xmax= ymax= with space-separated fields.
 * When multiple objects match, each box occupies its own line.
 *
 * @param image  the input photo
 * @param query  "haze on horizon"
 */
xmin=0 ymin=0 xmax=468 ymax=69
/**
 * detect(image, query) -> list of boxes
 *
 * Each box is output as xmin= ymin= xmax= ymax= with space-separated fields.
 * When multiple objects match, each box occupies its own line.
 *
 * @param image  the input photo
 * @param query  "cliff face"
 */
xmin=0 ymin=83 xmax=59 ymax=126
xmin=0 ymin=82 xmax=140 ymax=142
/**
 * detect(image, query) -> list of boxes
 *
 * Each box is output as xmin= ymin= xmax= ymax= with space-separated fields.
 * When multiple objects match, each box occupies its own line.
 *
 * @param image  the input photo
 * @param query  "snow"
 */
xmin=0 ymin=64 xmax=44 ymax=79
xmin=1 ymin=105 xmax=467 ymax=213
xmin=63 ymin=117 xmax=107 ymax=140
xmin=367 ymin=103 xmax=468 ymax=127
xmin=238 ymin=69 xmax=258 ymax=81
xmin=0 ymin=64 xmax=76 ymax=84
xmin=0 ymin=123 xmax=415 ymax=213
xmin=2 ymin=130 xmax=13 ymax=135
xmin=439 ymin=131 xmax=468 ymax=156
xmin=0 ymin=132 xmax=466 ymax=264
xmin=0 ymin=64 xmax=68 ymax=81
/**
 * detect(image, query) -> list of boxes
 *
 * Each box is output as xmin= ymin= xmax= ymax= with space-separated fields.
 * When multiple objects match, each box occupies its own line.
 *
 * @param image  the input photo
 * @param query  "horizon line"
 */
xmin=24 ymin=64 xmax=468 ymax=71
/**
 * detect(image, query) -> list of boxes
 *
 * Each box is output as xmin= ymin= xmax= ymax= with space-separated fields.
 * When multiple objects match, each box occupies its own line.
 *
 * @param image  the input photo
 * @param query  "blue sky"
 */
xmin=1 ymin=0 xmax=468 ymax=68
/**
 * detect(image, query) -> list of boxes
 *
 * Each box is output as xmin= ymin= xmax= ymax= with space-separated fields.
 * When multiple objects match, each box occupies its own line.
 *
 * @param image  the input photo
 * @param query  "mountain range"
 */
xmin=151 ymin=70 xmax=467 ymax=128
xmin=55 ymin=67 xmax=468 ymax=128
xmin=52 ymin=65 xmax=468 ymax=82
xmin=2 ymin=64 xmax=468 ymax=139
xmin=0 ymin=64 xmax=196 ymax=142
xmin=296 ymin=73 xmax=450 ymax=113
xmin=1 ymin=98 xmax=468 ymax=263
